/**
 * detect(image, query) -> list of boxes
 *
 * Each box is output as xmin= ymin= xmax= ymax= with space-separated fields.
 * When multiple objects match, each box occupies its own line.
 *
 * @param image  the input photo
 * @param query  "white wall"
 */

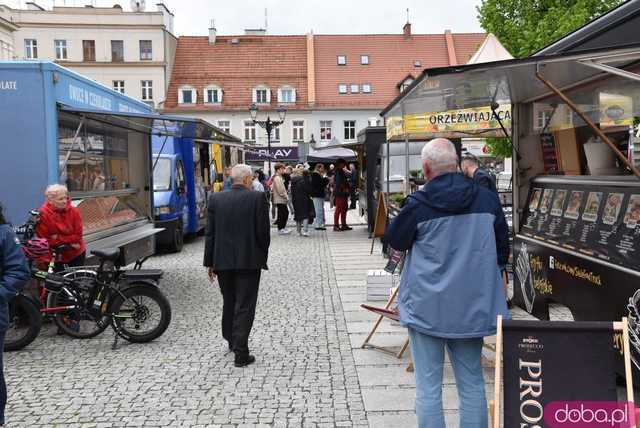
xmin=310 ymin=109 xmax=382 ymax=145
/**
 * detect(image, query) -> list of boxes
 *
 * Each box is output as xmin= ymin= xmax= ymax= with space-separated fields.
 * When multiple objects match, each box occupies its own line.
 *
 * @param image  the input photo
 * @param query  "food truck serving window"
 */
xmin=58 ymin=111 xmax=148 ymax=237
xmin=525 ymin=72 xmax=640 ymax=177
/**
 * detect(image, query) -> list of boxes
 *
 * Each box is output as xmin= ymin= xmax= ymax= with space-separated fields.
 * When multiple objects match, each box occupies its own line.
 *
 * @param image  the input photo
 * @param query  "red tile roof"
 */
xmin=313 ymin=33 xmax=486 ymax=109
xmin=164 ymin=35 xmax=309 ymax=111
xmin=163 ymin=32 xmax=487 ymax=112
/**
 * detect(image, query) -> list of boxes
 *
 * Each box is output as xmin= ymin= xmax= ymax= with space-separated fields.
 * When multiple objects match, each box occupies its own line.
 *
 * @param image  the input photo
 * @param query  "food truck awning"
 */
xmin=58 ymin=105 xmax=243 ymax=146
xmin=307 ymin=147 xmax=357 ymax=162
xmin=380 ymin=44 xmax=640 ymax=132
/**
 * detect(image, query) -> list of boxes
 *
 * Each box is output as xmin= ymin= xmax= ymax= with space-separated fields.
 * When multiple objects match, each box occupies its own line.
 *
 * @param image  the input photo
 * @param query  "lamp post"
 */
xmin=249 ymin=103 xmax=287 ymax=176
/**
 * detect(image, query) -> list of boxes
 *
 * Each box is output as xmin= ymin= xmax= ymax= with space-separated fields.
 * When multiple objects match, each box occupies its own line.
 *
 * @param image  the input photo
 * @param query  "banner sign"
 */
xmin=386 ymin=105 xmax=511 ymax=140
xmin=600 ymin=93 xmax=634 ymax=129
xmin=503 ymin=321 xmax=621 ymax=428
xmin=244 ymin=146 xmax=298 ymax=162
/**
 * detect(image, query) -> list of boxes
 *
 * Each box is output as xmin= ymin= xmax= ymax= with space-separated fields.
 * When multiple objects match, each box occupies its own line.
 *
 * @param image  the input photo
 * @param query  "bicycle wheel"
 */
xmin=50 ymin=283 xmax=109 ymax=339
xmin=5 ymin=294 xmax=42 ymax=351
xmin=110 ymin=285 xmax=171 ymax=343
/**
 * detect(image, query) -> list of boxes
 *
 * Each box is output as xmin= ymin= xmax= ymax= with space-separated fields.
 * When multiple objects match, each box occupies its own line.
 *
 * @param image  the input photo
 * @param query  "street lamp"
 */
xmin=249 ymin=103 xmax=287 ymax=176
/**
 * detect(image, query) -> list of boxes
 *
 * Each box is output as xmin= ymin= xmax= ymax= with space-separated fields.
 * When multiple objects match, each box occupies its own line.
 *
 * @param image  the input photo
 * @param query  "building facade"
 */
xmin=0 ymin=2 xmax=176 ymax=108
xmin=162 ymin=23 xmax=492 ymax=170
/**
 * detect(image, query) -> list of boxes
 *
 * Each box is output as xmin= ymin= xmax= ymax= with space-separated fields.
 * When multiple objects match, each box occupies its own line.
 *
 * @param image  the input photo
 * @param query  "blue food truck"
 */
xmin=0 ymin=61 xmax=236 ymax=264
xmin=151 ymin=125 xmax=242 ymax=252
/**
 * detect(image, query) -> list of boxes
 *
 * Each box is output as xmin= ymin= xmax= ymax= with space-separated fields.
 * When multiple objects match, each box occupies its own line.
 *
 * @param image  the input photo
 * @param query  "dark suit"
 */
xmin=473 ymin=168 xmax=498 ymax=194
xmin=203 ymin=184 xmax=270 ymax=358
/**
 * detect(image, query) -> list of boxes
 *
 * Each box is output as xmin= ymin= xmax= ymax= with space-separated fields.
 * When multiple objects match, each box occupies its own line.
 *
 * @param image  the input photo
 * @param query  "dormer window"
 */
xmin=179 ymin=86 xmax=196 ymax=104
xmin=337 ymin=55 xmax=346 ymax=65
xmin=253 ymin=85 xmax=271 ymax=104
xmin=205 ymin=85 xmax=222 ymax=104
xmin=360 ymin=55 xmax=369 ymax=65
xmin=362 ymin=83 xmax=372 ymax=93
xmin=338 ymin=84 xmax=347 ymax=94
xmin=399 ymin=77 xmax=414 ymax=93
xmin=277 ymin=86 xmax=296 ymax=104
xmin=350 ymin=84 xmax=359 ymax=94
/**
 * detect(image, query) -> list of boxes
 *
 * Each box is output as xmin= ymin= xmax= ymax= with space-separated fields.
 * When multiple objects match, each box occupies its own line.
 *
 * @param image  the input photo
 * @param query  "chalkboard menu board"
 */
xmin=521 ymin=179 xmax=640 ymax=272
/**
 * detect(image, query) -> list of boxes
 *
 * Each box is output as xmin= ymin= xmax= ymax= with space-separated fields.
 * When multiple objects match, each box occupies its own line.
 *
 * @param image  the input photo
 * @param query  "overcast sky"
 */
xmin=9 ymin=0 xmax=486 ymax=36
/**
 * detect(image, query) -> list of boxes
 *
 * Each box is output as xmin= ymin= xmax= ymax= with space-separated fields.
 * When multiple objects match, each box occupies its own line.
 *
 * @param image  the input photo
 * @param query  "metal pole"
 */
xmin=536 ymin=71 xmax=640 ymax=179
xmin=266 ymin=118 xmax=272 ymax=176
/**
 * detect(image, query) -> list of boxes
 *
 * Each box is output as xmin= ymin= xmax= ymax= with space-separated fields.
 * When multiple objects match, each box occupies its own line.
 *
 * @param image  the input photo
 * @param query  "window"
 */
xmin=244 ymin=120 xmax=256 ymax=142
xmin=361 ymin=55 xmax=369 ymax=65
xmin=253 ymin=86 xmax=270 ymax=104
xmin=141 ymin=80 xmax=153 ymax=101
xmin=217 ymin=120 xmax=230 ymax=134
xmin=205 ymin=86 xmax=222 ymax=104
xmin=350 ymin=84 xmax=359 ymax=94
xmin=179 ymin=86 xmax=196 ymax=104
xmin=344 ymin=120 xmax=356 ymax=141
xmin=82 ymin=40 xmax=95 ymax=62
xmin=400 ymin=78 xmax=414 ymax=93
xmin=111 ymin=40 xmax=124 ymax=62
xmin=337 ymin=55 xmax=346 ymax=65
xmin=278 ymin=86 xmax=296 ymax=103
xmin=362 ymin=83 xmax=372 ymax=94
xmin=338 ymin=84 xmax=348 ymax=94
xmin=54 ymin=40 xmax=67 ymax=60
xmin=271 ymin=127 xmax=280 ymax=142
xmin=139 ymin=40 xmax=152 ymax=60
xmin=0 ymin=40 xmax=13 ymax=60
xmin=24 ymin=39 xmax=37 ymax=59
xmin=113 ymin=80 xmax=125 ymax=94
xmin=320 ymin=120 xmax=332 ymax=141
xmin=292 ymin=120 xmax=304 ymax=142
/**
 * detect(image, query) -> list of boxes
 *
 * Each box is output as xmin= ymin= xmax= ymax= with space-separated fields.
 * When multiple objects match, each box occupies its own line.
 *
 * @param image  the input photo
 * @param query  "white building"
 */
xmin=0 ymin=1 xmax=176 ymax=108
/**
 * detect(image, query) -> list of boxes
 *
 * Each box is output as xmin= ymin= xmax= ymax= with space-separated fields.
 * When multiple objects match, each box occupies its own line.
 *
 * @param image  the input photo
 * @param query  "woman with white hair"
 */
xmin=36 ymin=184 xmax=86 ymax=268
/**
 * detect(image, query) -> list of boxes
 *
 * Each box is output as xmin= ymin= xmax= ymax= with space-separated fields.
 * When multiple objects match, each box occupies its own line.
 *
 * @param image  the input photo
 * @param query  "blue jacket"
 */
xmin=0 ymin=224 xmax=30 ymax=331
xmin=384 ymin=173 xmax=510 ymax=339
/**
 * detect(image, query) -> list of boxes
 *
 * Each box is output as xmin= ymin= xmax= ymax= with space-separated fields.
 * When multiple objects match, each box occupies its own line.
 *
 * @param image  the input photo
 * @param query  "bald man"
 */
xmin=384 ymin=138 xmax=509 ymax=428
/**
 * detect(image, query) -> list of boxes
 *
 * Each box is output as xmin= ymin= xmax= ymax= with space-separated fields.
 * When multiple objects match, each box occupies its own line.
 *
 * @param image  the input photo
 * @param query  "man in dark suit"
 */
xmin=204 ymin=164 xmax=271 ymax=367
xmin=461 ymin=154 xmax=497 ymax=194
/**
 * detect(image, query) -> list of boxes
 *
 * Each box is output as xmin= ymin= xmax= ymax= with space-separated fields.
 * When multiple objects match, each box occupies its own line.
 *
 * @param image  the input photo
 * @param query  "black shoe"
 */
xmin=315 ymin=227 xmax=326 ymax=231
xmin=507 ymin=299 xmax=514 ymax=309
xmin=333 ymin=226 xmax=342 ymax=232
xmin=234 ymin=355 xmax=256 ymax=368
xmin=340 ymin=225 xmax=353 ymax=231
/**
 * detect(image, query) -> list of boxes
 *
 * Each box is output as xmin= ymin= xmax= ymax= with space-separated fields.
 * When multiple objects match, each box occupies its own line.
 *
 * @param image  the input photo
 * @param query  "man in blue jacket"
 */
xmin=384 ymin=139 xmax=510 ymax=428
xmin=0 ymin=204 xmax=30 ymax=426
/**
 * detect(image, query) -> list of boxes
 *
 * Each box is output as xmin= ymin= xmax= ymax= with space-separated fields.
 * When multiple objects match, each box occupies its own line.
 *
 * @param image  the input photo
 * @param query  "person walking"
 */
xmin=0 ymin=203 xmax=31 ymax=426
xmin=36 ymin=184 xmax=86 ymax=269
xmin=309 ymin=164 xmax=328 ymax=231
xmin=271 ymin=164 xmax=291 ymax=235
xmin=203 ymin=164 xmax=270 ymax=368
xmin=283 ymin=165 xmax=294 ymax=218
xmin=291 ymin=169 xmax=314 ymax=237
xmin=332 ymin=158 xmax=352 ymax=231
xmin=349 ymin=163 xmax=358 ymax=210
xmin=252 ymin=170 xmax=265 ymax=192
xmin=384 ymin=139 xmax=510 ymax=428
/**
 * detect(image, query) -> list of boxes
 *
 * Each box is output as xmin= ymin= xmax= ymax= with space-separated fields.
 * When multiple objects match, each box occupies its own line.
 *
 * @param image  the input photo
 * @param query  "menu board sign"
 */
xmin=521 ymin=181 xmax=640 ymax=272
xmin=540 ymin=133 xmax=559 ymax=172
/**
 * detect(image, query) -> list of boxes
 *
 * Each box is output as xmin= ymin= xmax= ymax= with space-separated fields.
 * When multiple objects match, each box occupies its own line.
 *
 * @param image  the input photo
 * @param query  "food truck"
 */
xmin=381 ymin=11 xmax=640 ymax=377
xmin=0 ymin=61 xmax=223 ymax=265
xmin=151 ymin=123 xmax=242 ymax=252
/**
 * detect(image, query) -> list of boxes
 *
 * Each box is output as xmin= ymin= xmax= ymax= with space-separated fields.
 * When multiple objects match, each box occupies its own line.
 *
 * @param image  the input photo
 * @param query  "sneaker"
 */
xmin=278 ymin=229 xmax=292 ymax=235
xmin=301 ymin=231 xmax=310 ymax=237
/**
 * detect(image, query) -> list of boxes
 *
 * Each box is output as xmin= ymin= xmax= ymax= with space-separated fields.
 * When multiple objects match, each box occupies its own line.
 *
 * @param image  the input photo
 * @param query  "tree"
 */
xmin=477 ymin=0 xmax=625 ymax=58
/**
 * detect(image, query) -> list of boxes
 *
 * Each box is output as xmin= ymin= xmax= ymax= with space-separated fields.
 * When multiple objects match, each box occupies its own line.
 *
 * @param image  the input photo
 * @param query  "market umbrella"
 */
xmin=307 ymin=147 xmax=357 ymax=162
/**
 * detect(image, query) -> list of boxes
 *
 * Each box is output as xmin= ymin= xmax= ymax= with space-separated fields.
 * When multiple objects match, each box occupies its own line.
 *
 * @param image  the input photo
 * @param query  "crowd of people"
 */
xmin=221 ymin=159 xmax=358 ymax=236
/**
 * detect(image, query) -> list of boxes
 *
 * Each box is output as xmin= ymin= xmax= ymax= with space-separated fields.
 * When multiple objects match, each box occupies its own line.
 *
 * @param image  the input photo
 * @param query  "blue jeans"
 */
xmin=312 ymin=197 xmax=325 ymax=227
xmin=408 ymin=328 xmax=487 ymax=428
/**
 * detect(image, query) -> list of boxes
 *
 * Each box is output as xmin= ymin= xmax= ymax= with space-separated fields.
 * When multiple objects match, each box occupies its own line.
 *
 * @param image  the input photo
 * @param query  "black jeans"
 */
xmin=276 ymin=204 xmax=289 ymax=230
xmin=217 ymin=270 xmax=261 ymax=357
xmin=54 ymin=251 xmax=86 ymax=272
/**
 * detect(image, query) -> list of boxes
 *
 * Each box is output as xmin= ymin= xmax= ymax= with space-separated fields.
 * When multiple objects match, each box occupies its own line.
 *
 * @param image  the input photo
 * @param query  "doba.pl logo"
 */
xmin=545 ymin=401 xmax=637 ymax=427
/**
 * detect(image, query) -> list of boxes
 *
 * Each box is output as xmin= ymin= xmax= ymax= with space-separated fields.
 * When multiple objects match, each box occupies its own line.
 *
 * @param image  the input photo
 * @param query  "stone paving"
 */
xmin=4 ymin=226 xmax=368 ymax=427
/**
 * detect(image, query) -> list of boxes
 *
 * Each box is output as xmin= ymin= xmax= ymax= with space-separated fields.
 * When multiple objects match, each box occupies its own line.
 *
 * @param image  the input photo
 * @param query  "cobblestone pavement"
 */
xmin=5 ymin=230 xmax=369 ymax=427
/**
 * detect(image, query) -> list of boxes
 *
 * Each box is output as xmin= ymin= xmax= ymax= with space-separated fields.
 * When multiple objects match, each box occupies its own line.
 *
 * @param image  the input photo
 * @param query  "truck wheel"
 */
xmin=168 ymin=220 xmax=183 ymax=253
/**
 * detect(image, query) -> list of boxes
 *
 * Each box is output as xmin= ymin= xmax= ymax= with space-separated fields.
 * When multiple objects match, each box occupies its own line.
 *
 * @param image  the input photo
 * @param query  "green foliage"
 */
xmin=485 ymin=137 xmax=512 ymax=159
xmin=477 ymin=0 xmax=625 ymax=58
xmin=388 ymin=193 xmax=406 ymax=205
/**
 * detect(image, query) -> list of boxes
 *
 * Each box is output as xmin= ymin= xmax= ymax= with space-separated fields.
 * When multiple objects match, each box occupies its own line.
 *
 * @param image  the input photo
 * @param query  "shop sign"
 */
xmin=600 ymin=93 xmax=634 ymax=128
xmin=386 ymin=105 xmax=511 ymax=140
xmin=0 ymin=80 xmax=17 ymax=91
xmin=502 ymin=319 xmax=621 ymax=428
xmin=245 ymin=146 xmax=298 ymax=162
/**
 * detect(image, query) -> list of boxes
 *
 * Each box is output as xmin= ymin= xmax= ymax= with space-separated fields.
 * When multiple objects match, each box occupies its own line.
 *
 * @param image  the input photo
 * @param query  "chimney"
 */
xmin=403 ymin=22 xmax=411 ymax=38
xmin=208 ymin=19 xmax=217 ymax=45
xmin=306 ymin=32 xmax=316 ymax=106
xmin=444 ymin=29 xmax=458 ymax=66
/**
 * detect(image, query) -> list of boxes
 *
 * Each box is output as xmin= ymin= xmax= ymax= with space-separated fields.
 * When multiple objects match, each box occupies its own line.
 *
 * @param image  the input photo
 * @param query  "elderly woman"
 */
xmin=0 ymin=203 xmax=30 ymax=426
xmin=36 ymin=184 xmax=86 ymax=268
